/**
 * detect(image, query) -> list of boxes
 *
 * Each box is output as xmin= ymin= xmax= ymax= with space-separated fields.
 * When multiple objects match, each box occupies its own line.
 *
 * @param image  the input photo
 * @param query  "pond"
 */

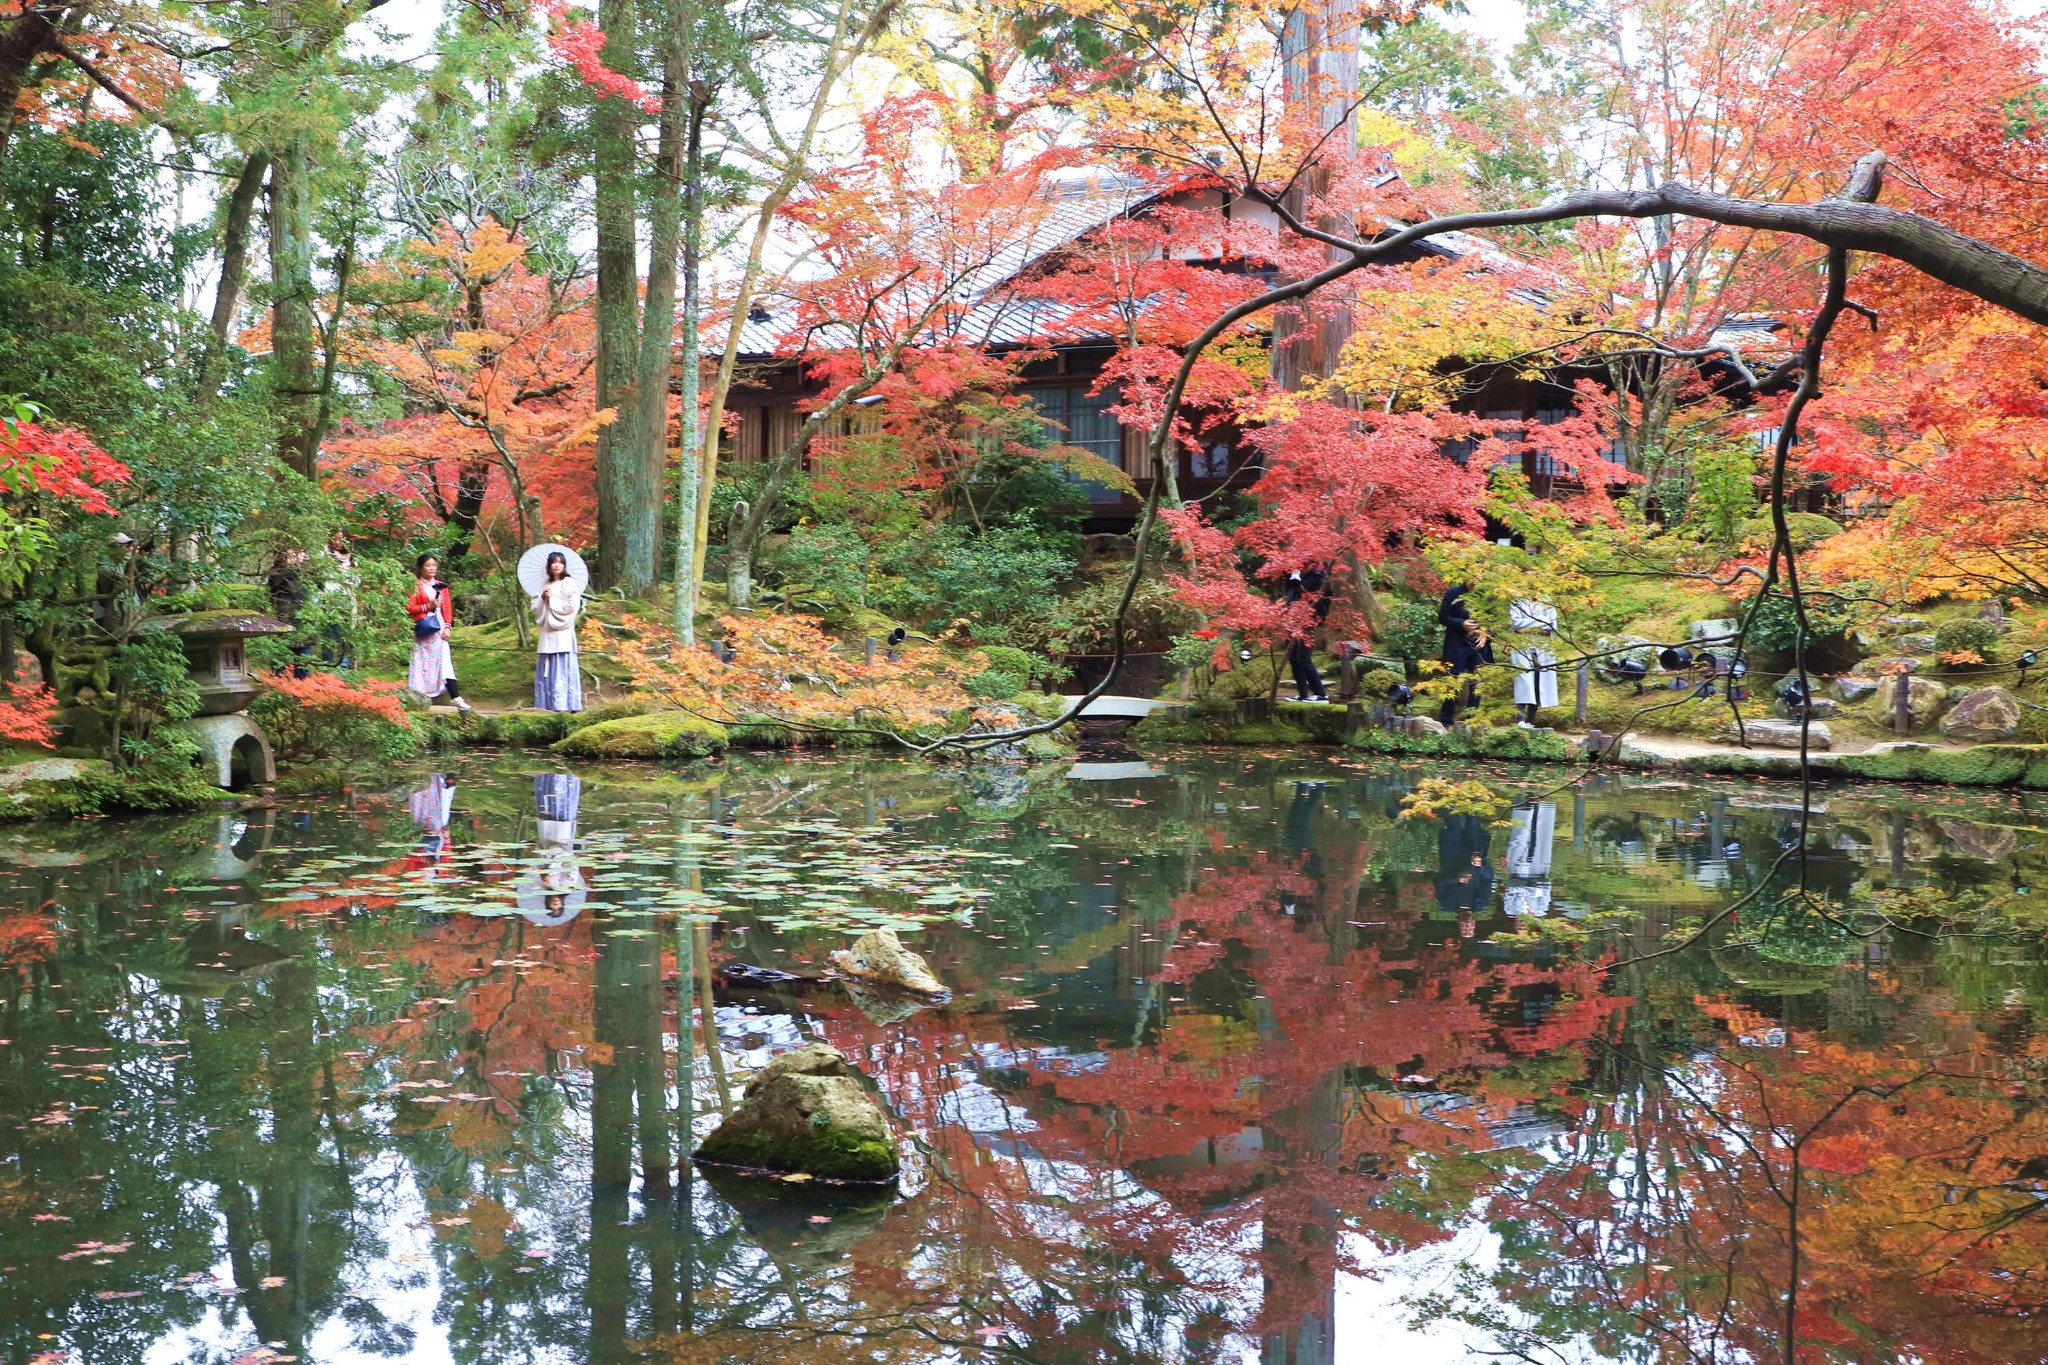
xmin=1 ymin=749 xmax=2045 ymax=1365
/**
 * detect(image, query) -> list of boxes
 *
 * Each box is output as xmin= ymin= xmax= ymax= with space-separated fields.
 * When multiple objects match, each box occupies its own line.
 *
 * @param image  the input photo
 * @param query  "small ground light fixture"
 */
xmin=2019 ymin=650 xmax=2038 ymax=687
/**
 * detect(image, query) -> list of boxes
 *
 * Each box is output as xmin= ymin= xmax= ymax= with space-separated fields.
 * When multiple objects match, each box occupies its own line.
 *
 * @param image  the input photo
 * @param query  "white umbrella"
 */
xmin=517 ymin=543 xmax=591 ymax=597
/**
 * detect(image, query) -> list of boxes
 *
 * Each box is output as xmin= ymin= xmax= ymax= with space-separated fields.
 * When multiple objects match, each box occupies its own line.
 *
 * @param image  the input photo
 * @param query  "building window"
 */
xmin=1192 ymin=441 xmax=1230 ymax=480
xmin=1026 ymin=385 xmax=1125 ymax=502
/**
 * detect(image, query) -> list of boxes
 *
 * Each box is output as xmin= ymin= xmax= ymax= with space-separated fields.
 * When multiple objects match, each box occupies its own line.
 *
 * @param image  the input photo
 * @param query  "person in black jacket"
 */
xmin=1283 ymin=567 xmax=1331 ymax=702
xmin=1437 ymin=584 xmax=1493 ymax=723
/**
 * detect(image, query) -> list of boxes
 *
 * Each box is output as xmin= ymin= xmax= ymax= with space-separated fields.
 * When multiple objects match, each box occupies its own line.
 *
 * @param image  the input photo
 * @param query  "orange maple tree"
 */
xmin=323 ymin=219 xmax=603 ymax=555
xmin=606 ymin=612 xmax=979 ymax=733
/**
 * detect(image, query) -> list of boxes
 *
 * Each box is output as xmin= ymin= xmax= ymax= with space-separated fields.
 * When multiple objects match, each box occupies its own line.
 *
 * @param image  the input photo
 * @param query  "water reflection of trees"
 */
xmin=0 ymin=759 xmax=2046 ymax=1363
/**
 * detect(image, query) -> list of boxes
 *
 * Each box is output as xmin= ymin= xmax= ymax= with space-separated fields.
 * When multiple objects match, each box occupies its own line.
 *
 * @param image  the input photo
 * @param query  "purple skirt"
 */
xmin=535 ymin=650 xmax=583 ymax=712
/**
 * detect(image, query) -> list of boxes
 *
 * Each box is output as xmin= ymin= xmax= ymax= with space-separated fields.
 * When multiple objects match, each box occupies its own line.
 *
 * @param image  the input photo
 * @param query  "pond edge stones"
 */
xmin=693 ymin=1043 xmax=901 ymax=1183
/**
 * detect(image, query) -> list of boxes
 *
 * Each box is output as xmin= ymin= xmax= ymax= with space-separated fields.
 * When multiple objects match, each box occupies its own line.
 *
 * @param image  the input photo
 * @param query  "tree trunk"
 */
xmin=591 ymin=0 xmax=649 ymax=593
xmin=724 ymin=498 xmax=752 ymax=609
xmin=267 ymin=142 xmax=322 ymax=478
xmin=625 ymin=5 xmax=687 ymax=601
xmin=444 ymin=458 xmax=492 ymax=560
xmin=197 ymin=151 xmax=270 ymax=402
xmin=0 ymin=11 xmax=54 ymax=173
xmin=672 ymin=77 xmax=707 ymax=640
xmin=306 ymin=225 xmax=355 ymax=459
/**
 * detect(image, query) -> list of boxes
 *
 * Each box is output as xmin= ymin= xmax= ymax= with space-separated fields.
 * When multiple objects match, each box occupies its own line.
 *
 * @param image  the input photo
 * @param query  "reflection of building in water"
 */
xmin=1504 ymin=801 xmax=1557 ymax=918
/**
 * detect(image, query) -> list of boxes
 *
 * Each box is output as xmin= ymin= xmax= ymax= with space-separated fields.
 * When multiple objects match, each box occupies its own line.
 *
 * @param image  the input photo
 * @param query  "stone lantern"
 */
xmin=142 ymin=610 xmax=291 ymax=789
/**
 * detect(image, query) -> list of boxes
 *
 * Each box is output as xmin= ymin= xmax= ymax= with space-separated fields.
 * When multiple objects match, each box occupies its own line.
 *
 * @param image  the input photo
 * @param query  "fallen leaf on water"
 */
xmin=808 ymin=1215 xmax=833 ymax=1224
xmin=259 ymin=1275 xmax=286 ymax=1288
xmin=781 ymin=1172 xmax=813 ymax=1183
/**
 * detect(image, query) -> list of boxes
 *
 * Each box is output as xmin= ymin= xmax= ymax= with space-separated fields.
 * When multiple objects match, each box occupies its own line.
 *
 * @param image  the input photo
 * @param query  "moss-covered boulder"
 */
xmin=693 ymin=1044 xmax=900 ymax=1182
xmin=550 ymin=710 xmax=728 ymax=760
xmin=472 ymin=699 xmax=651 ymax=747
xmin=0 ymin=756 xmax=220 ymax=821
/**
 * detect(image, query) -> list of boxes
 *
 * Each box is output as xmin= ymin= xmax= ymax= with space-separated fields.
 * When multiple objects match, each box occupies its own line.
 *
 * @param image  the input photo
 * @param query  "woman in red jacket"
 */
xmin=406 ymin=553 xmax=471 ymax=711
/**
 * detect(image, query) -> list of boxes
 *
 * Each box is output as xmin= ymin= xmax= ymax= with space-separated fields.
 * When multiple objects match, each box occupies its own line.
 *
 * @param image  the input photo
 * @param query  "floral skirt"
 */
xmin=408 ymin=633 xmax=454 ymax=698
xmin=535 ymin=650 xmax=583 ymax=712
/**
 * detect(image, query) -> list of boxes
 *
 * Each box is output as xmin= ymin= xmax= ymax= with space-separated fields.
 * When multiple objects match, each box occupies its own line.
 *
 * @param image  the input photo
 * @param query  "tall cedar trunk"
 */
xmin=305 ymin=227 xmax=354 ymax=458
xmin=627 ymin=9 xmax=687 ymax=599
xmin=672 ymin=86 xmax=707 ymax=639
xmin=267 ymin=143 xmax=323 ymax=478
xmin=1271 ymin=2 xmax=1359 ymax=394
xmin=591 ymin=0 xmax=647 ymax=592
xmin=197 ymin=150 xmax=270 ymax=402
xmin=0 ymin=11 xmax=53 ymax=172
xmin=444 ymin=458 xmax=491 ymax=560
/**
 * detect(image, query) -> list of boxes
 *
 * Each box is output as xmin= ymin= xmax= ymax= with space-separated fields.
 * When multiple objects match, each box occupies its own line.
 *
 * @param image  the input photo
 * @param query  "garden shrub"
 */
xmin=1038 ymin=574 xmax=1193 ymax=656
xmin=964 ymin=644 xmax=1041 ymax=699
xmin=878 ymin=523 xmax=1077 ymax=633
xmin=1933 ymin=616 xmax=2002 ymax=660
xmin=1379 ymin=598 xmax=1442 ymax=670
xmin=1736 ymin=512 xmax=1842 ymax=550
xmin=248 ymin=672 xmax=420 ymax=764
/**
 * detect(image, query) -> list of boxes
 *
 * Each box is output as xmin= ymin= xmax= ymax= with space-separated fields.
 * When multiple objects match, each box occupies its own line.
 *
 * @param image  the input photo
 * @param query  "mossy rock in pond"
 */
xmin=1131 ymin=702 xmax=1317 ymax=746
xmin=728 ymin=717 xmax=804 ymax=748
xmin=694 ymin=1044 xmax=900 ymax=1182
xmin=0 ymin=757 xmax=220 ymax=822
xmin=551 ymin=710 xmax=729 ymax=761
xmin=272 ymin=763 xmax=346 ymax=797
xmin=1273 ymin=699 xmax=1358 ymax=742
xmin=471 ymin=699 xmax=652 ymax=747
xmin=1834 ymin=743 xmax=2048 ymax=789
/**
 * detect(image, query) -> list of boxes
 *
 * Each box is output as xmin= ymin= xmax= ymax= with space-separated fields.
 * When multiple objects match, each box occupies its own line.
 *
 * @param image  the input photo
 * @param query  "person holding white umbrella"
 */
xmin=521 ymin=543 xmax=588 ymax=713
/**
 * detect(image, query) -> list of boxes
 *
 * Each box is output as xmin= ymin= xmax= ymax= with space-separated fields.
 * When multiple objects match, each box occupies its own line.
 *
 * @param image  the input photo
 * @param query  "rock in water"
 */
xmin=693 ymin=1044 xmax=900 ymax=1182
xmin=829 ymin=927 xmax=948 ymax=997
xmin=1941 ymin=685 xmax=2021 ymax=743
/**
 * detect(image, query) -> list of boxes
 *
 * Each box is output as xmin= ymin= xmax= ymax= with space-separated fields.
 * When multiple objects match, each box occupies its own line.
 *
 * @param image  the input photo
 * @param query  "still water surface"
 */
xmin=1 ymin=749 xmax=2045 ymax=1364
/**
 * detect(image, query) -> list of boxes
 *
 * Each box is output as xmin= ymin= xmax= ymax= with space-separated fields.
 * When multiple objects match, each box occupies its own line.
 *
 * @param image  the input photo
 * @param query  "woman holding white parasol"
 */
xmin=520 ymin=543 xmax=589 ymax=712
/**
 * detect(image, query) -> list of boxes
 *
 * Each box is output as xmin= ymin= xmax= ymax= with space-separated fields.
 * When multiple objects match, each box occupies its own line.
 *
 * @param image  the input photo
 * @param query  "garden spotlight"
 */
xmin=1658 ymin=644 xmax=1693 ymax=671
xmin=1727 ymin=659 xmax=1749 ymax=702
xmin=1387 ymin=682 xmax=1413 ymax=712
xmin=1615 ymin=658 xmax=1649 ymax=695
xmin=2020 ymin=650 xmax=2038 ymax=687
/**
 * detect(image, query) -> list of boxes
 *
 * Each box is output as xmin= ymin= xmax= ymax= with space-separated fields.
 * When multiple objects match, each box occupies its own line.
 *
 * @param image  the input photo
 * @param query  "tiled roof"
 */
xmin=711 ymin=170 xmax=1526 ymax=363
xmin=723 ymin=169 xmax=1160 ymax=360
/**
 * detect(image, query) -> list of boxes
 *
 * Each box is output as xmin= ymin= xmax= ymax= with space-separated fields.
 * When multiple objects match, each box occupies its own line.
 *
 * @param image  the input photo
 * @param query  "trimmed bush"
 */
xmin=1933 ymin=617 xmax=2002 ymax=660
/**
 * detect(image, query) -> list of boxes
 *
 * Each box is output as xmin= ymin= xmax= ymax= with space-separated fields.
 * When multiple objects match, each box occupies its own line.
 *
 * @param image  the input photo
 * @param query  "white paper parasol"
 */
xmin=518 ymin=543 xmax=590 ymax=597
